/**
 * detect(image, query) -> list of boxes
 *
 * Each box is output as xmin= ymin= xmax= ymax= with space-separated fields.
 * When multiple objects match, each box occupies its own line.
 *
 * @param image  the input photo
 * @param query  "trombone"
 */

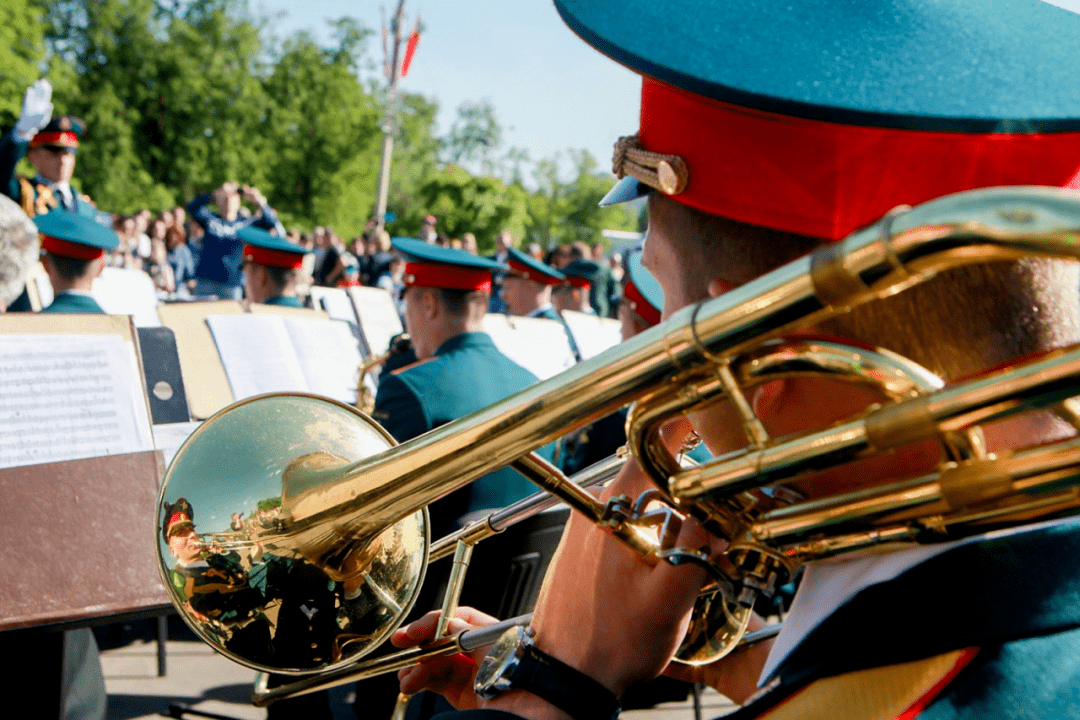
xmin=157 ymin=186 xmax=1080 ymax=702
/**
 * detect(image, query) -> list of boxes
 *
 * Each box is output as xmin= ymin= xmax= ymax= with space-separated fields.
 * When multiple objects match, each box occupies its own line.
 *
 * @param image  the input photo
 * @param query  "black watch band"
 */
xmin=475 ymin=626 xmax=621 ymax=720
xmin=516 ymin=641 xmax=622 ymax=720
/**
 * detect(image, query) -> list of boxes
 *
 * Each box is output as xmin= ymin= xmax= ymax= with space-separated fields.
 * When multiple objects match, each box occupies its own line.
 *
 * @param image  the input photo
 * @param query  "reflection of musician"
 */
xmin=162 ymin=498 xmax=275 ymax=665
xmin=394 ymin=2 xmax=1080 ymax=718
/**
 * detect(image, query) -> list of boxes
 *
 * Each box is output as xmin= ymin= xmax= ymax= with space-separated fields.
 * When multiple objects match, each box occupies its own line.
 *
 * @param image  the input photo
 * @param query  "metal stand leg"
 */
xmin=157 ymin=615 xmax=168 ymax=677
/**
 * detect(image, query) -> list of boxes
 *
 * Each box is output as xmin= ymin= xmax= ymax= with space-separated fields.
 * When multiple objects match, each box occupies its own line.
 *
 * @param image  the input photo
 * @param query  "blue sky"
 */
xmin=253 ymin=0 xmax=641 ymax=178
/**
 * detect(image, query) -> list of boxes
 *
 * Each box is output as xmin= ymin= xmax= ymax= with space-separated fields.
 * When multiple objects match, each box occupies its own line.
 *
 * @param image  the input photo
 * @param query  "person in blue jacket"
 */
xmin=237 ymin=226 xmax=308 ymax=308
xmin=34 ymin=210 xmax=118 ymax=314
xmin=389 ymin=2 xmax=1080 ymax=719
xmin=187 ymin=181 xmax=280 ymax=300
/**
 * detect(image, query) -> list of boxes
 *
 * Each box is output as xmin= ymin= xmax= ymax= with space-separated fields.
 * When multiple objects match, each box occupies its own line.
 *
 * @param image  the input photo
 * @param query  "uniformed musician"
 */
xmin=500 ymin=247 xmax=581 ymax=362
xmin=550 ymin=259 xmax=598 ymax=315
xmin=372 ymin=238 xmax=557 ymax=530
xmin=237 ymin=226 xmax=307 ymax=308
xmin=34 ymin=211 xmax=118 ymax=314
xmin=391 ymin=2 xmax=1080 ymax=718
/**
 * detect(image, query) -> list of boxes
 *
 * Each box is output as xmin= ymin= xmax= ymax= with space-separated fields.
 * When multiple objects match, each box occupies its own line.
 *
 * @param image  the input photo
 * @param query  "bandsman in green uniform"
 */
xmin=237 ymin=226 xmax=308 ymax=308
xmin=34 ymin=211 xmax=118 ymax=314
xmin=551 ymin=258 xmax=599 ymax=315
xmin=501 ymin=246 xmax=581 ymax=362
xmin=372 ymin=238 xmax=557 ymax=530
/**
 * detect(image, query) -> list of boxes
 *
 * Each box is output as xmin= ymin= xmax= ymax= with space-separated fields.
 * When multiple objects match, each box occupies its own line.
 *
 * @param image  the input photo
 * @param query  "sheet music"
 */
xmin=206 ymin=314 xmax=309 ymax=398
xmin=561 ymin=311 xmax=623 ymax=360
xmin=348 ymin=286 xmax=403 ymax=356
xmin=310 ymin=286 xmax=359 ymax=326
xmin=0 ymin=334 xmax=155 ymax=469
xmin=482 ymin=314 xmax=577 ymax=380
xmin=283 ymin=317 xmax=362 ymax=405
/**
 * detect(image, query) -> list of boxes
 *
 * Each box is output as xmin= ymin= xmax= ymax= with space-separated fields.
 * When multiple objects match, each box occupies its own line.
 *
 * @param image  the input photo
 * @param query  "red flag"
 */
xmin=401 ymin=21 xmax=420 ymax=77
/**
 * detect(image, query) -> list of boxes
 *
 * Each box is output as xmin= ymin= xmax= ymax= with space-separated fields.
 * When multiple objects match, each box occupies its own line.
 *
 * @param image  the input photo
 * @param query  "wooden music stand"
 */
xmin=0 ymin=314 xmax=169 ymax=631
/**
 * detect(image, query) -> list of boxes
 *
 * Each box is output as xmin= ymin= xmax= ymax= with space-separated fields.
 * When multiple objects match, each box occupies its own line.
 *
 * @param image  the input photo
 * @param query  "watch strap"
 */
xmin=515 ymin=642 xmax=621 ymax=720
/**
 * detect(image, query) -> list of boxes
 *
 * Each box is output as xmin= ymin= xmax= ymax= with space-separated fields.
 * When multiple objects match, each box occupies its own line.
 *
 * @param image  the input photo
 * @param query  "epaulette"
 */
xmin=16 ymin=176 xmax=57 ymax=217
xmin=390 ymin=355 xmax=437 ymax=375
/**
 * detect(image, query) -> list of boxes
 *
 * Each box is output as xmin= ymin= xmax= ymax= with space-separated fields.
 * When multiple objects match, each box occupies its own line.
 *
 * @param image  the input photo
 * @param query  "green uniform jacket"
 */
xmin=42 ymin=292 xmax=105 ymax=314
xmin=372 ymin=332 xmax=555 ymax=531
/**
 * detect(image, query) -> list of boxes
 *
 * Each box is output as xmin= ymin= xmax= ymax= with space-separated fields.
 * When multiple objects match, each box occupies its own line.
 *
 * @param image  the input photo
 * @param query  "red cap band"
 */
xmin=508 ymin=258 xmax=561 ymax=285
xmin=622 ymin=279 xmax=662 ymax=326
xmin=30 ymin=131 xmax=79 ymax=149
xmin=640 ymin=77 xmax=1080 ymax=240
xmin=566 ymin=275 xmax=591 ymax=290
xmin=41 ymin=234 xmax=104 ymax=261
xmin=243 ymin=244 xmax=304 ymax=269
xmin=404 ymin=262 xmax=492 ymax=292
xmin=167 ymin=512 xmax=192 ymax=532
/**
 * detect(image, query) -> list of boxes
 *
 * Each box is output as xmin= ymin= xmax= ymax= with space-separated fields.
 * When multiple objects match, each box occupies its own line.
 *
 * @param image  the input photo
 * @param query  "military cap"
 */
xmin=34 ymin=210 xmax=118 ymax=260
xmin=505 ymin=247 xmax=565 ymax=285
xmin=392 ymin=237 xmax=504 ymax=291
xmin=622 ymin=249 xmax=662 ymax=326
xmin=560 ymin=259 xmax=600 ymax=290
xmin=29 ymin=115 xmax=85 ymax=153
xmin=556 ymin=0 xmax=1080 ymax=240
xmin=238 ymin=226 xmax=306 ymax=269
xmin=162 ymin=497 xmax=195 ymax=541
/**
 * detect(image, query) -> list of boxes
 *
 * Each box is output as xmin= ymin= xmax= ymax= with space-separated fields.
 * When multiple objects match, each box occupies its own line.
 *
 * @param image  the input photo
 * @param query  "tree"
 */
xmin=524 ymin=150 xmax=637 ymax=251
xmin=416 ymin=164 xmax=528 ymax=251
xmin=263 ymin=26 xmax=381 ymax=235
xmin=0 ymin=0 xmax=47 ymax=129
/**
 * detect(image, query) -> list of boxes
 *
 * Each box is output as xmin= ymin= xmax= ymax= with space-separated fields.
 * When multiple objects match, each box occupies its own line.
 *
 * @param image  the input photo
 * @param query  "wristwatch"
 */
xmin=474 ymin=625 xmax=621 ymax=720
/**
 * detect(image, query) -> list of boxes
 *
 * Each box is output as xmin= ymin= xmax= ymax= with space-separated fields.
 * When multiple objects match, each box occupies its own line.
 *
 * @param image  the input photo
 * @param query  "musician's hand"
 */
xmin=391 ymin=606 xmax=498 ymax=710
xmin=522 ymin=457 xmax=712 ymax=701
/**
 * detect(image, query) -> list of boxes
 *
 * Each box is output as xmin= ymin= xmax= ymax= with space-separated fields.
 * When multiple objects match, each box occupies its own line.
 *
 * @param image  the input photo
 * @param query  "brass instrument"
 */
xmin=158 ymin=186 xmax=1080 ymax=702
xmin=357 ymin=333 xmax=412 ymax=413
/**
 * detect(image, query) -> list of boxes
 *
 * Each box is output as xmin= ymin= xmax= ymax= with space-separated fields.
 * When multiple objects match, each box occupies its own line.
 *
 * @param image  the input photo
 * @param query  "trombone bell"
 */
xmin=156 ymin=393 xmax=429 ymax=674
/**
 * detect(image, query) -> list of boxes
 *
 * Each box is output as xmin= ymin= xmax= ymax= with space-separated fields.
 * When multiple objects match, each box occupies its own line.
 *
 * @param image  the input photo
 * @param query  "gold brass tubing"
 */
xmin=714 ymin=361 xmax=770 ymax=448
xmin=754 ymin=437 xmax=1080 ymax=544
xmin=437 ymin=541 xmax=474 ymax=639
xmin=428 ymin=454 xmax=624 ymax=563
xmin=252 ymin=614 xmax=533 ymax=707
xmin=512 ymin=453 xmax=663 ymax=560
xmin=221 ymin=191 xmax=1080 ymax=567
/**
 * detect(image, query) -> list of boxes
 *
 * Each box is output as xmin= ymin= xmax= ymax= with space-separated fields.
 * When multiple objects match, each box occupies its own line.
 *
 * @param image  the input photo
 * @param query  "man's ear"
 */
xmin=707 ymin=277 xmax=737 ymax=298
xmin=421 ymin=288 xmax=439 ymax=320
xmin=92 ymin=256 xmax=105 ymax=279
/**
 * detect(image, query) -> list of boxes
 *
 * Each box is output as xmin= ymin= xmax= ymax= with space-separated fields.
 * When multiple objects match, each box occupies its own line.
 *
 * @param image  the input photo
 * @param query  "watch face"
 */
xmin=474 ymin=625 xmax=528 ymax=699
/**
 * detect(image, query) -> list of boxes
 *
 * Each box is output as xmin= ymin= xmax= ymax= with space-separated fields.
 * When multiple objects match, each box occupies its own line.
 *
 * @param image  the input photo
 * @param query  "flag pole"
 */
xmin=373 ymin=0 xmax=407 ymax=237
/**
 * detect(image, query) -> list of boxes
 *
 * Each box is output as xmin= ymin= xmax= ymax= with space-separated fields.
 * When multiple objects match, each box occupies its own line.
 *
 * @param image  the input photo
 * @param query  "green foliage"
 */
xmin=0 ymin=0 xmax=47 ymax=129
xmin=418 ymin=165 xmax=528 ymax=252
xmin=256 ymin=496 xmax=282 ymax=512
xmin=524 ymin=150 xmax=637 ymax=251
xmin=4 ymin=0 xmax=633 ymax=243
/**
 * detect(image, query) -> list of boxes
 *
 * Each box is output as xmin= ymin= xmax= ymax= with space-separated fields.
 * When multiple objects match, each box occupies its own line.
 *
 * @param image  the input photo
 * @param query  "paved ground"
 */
xmin=98 ymin=618 xmax=736 ymax=720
